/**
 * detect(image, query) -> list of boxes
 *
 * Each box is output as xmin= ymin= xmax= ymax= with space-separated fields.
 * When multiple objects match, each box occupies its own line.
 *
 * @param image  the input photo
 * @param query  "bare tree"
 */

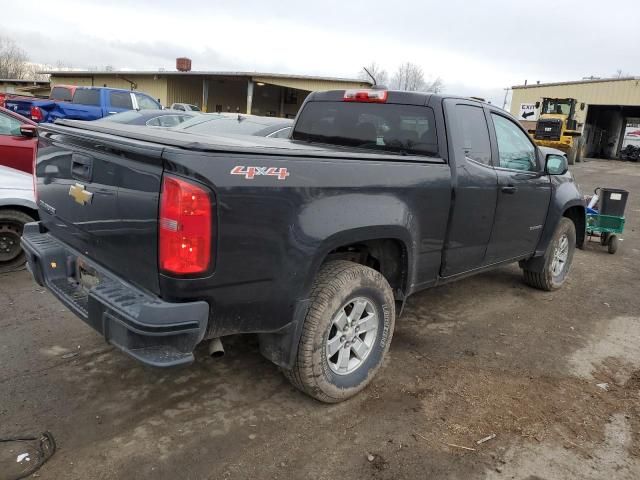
xmin=358 ymin=62 xmax=389 ymax=87
xmin=613 ymin=69 xmax=629 ymax=79
xmin=424 ymin=76 xmax=444 ymax=93
xmin=391 ymin=62 xmax=425 ymax=91
xmin=21 ymin=63 xmax=51 ymax=81
xmin=0 ymin=36 xmax=29 ymax=79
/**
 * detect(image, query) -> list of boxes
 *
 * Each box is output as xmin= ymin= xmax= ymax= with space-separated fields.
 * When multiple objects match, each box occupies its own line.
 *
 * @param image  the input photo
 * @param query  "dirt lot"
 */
xmin=1 ymin=160 xmax=639 ymax=480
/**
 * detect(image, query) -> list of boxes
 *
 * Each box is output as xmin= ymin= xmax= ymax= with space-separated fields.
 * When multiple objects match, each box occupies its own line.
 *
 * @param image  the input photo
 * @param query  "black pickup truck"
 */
xmin=22 ymin=89 xmax=585 ymax=402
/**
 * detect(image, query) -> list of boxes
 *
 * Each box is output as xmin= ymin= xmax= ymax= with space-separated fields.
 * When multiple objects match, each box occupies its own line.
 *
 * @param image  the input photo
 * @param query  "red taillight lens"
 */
xmin=343 ymin=89 xmax=388 ymax=103
xmin=159 ymin=174 xmax=212 ymax=275
xmin=30 ymin=106 xmax=44 ymax=122
xmin=0 ymin=94 xmax=5 ymax=108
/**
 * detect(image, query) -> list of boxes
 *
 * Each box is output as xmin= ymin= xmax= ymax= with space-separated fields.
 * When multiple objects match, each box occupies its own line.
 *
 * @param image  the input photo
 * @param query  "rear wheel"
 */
xmin=608 ymin=235 xmax=619 ymax=254
xmin=600 ymin=233 xmax=610 ymax=246
xmin=284 ymin=260 xmax=395 ymax=403
xmin=522 ymin=218 xmax=576 ymax=291
xmin=0 ymin=209 xmax=35 ymax=273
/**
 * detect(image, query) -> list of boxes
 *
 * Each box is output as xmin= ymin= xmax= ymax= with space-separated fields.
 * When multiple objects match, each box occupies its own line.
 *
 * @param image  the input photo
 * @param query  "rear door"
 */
xmin=440 ymin=100 xmax=498 ymax=276
xmin=484 ymin=111 xmax=551 ymax=263
xmin=36 ymin=125 xmax=164 ymax=293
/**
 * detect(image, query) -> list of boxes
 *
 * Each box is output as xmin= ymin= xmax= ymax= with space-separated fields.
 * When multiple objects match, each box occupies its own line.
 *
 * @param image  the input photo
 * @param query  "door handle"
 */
xmin=71 ymin=153 xmax=94 ymax=182
xmin=501 ymin=185 xmax=517 ymax=194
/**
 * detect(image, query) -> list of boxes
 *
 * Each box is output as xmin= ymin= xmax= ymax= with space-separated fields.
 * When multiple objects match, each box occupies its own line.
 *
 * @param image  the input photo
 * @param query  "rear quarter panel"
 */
xmin=160 ymin=149 xmax=451 ymax=338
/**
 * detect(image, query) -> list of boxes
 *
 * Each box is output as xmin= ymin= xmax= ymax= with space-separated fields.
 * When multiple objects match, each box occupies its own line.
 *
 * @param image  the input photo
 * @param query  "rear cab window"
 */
xmin=50 ymin=86 xmax=73 ymax=102
xmin=72 ymin=89 xmax=101 ymax=106
xmin=292 ymin=99 xmax=438 ymax=157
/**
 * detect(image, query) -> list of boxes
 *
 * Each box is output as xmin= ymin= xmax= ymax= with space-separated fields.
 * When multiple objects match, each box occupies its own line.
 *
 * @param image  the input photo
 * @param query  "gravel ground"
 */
xmin=1 ymin=160 xmax=639 ymax=480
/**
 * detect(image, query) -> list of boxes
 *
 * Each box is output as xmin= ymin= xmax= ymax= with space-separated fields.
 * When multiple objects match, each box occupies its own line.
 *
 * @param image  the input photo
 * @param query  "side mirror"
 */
xmin=20 ymin=124 xmax=37 ymax=138
xmin=580 ymin=102 xmax=585 ymax=111
xmin=545 ymin=154 xmax=568 ymax=175
xmin=535 ymin=101 xmax=540 ymax=109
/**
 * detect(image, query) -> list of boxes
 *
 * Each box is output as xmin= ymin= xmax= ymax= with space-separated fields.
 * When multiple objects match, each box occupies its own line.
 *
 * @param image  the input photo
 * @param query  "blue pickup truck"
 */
xmin=5 ymin=87 xmax=161 ymax=123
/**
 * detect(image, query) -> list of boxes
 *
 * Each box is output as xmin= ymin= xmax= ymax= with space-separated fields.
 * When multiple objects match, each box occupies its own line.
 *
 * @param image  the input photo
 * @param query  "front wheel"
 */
xmin=608 ymin=235 xmax=619 ymax=254
xmin=522 ymin=218 xmax=576 ymax=291
xmin=284 ymin=260 xmax=395 ymax=403
xmin=0 ymin=209 xmax=35 ymax=273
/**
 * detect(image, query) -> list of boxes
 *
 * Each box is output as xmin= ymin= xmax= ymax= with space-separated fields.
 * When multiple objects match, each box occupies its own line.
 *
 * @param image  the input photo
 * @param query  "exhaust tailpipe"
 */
xmin=208 ymin=337 xmax=225 ymax=358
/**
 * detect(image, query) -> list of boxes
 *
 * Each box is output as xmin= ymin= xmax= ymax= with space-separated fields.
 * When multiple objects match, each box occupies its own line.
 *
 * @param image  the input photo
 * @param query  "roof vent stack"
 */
xmin=176 ymin=58 xmax=192 ymax=72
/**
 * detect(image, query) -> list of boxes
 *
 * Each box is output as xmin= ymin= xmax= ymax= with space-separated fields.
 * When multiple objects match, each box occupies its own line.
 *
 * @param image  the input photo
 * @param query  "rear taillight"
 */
xmin=30 ymin=106 xmax=43 ymax=122
xmin=343 ymin=89 xmax=388 ymax=103
xmin=0 ymin=94 xmax=5 ymax=108
xmin=159 ymin=174 xmax=212 ymax=275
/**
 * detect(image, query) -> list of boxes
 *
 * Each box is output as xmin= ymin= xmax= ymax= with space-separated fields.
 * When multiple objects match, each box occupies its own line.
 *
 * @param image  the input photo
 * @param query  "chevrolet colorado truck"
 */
xmin=22 ymin=89 xmax=585 ymax=402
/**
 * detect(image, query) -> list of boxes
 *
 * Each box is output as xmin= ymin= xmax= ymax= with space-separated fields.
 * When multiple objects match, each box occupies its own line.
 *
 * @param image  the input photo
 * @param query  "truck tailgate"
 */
xmin=35 ymin=124 xmax=164 ymax=294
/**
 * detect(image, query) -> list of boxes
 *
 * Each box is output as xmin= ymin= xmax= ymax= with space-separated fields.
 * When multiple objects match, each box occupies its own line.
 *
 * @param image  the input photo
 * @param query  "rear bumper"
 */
xmin=21 ymin=222 xmax=209 ymax=367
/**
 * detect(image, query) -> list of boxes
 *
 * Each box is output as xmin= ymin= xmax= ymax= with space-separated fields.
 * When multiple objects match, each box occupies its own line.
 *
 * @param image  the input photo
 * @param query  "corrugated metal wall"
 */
xmin=206 ymin=78 xmax=247 ymax=113
xmin=511 ymin=79 xmax=640 ymax=125
xmin=50 ymin=75 xmax=168 ymax=104
xmin=166 ymin=76 xmax=202 ymax=108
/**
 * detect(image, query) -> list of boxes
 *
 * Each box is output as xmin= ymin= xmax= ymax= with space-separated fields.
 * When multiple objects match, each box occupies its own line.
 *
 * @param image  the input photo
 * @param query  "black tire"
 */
xmin=522 ymin=218 xmax=576 ymax=291
xmin=608 ymin=235 xmax=618 ymax=254
xmin=284 ymin=260 xmax=395 ymax=403
xmin=600 ymin=233 xmax=609 ymax=246
xmin=0 ymin=209 xmax=35 ymax=273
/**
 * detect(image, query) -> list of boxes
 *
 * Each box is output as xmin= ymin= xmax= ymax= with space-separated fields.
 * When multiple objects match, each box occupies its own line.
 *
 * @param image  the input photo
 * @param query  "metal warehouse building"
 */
xmin=44 ymin=70 xmax=370 ymax=118
xmin=511 ymin=77 xmax=640 ymax=159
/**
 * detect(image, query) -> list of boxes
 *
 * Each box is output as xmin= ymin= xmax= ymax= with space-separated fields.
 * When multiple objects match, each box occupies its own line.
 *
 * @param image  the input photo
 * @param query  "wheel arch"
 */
xmin=258 ymin=228 xmax=412 ymax=370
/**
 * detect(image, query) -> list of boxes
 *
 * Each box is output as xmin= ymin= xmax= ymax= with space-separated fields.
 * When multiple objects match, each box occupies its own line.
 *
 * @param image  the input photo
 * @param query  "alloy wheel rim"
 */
xmin=326 ymin=297 xmax=379 ymax=375
xmin=551 ymin=234 xmax=569 ymax=277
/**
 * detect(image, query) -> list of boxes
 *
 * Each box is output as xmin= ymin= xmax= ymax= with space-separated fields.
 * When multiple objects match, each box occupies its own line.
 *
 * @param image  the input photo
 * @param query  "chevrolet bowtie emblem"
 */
xmin=69 ymin=183 xmax=93 ymax=205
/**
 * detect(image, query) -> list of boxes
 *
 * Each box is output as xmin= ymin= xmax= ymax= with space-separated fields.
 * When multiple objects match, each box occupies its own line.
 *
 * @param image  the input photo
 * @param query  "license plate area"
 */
xmin=76 ymin=258 xmax=101 ymax=292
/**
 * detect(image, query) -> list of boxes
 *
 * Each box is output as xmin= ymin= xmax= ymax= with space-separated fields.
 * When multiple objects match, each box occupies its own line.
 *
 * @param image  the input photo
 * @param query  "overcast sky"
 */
xmin=1 ymin=0 xmax=637 ymax=105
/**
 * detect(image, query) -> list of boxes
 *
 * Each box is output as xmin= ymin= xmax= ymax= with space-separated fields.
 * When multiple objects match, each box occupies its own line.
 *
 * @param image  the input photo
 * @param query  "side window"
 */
xmin=491 ymin=114 xmax=537 ymax=172
xmin=456 ymin=104 xmax=491 ymax=165
xmin=135 ymin=93 xmax=160 ymax=110
xmin=109 ymin=91 xmax=133 ymax=109
xmin=0 ymin=112 xmax=21 ymax=136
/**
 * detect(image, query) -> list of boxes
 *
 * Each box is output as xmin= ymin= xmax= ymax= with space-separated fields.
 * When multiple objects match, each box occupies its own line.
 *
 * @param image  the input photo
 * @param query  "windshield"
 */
xmin=99 ymin=111 xmax=143 ymax=123
xmin=179 ymin=115 xmax=273 ymax=136
xmin=542 ymin=99 xmax=573 ymax=115
xmin=292 ymin=102 xmax=438 ymax=156
xmin=188 ymin=104 xmax=201 ymax=111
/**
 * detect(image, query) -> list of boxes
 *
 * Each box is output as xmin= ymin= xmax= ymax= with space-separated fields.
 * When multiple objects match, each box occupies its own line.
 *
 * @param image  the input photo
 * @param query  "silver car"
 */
xmin=0 ymin=165 xmax=37 ymax=272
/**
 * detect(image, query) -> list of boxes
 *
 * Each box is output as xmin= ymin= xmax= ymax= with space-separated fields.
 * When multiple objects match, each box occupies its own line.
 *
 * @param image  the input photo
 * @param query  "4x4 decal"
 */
xmin=230 ymin=166 xmax=290 ymax=180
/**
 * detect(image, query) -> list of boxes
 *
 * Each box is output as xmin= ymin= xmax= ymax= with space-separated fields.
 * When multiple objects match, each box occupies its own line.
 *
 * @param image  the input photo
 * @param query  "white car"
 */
xmin=0 ymin=165 xmax=37 ymax=272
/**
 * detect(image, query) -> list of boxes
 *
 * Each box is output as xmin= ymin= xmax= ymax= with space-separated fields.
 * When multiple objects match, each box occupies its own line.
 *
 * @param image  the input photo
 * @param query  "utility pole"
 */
xmin=502 ymin=88 xmax=510 ymax=110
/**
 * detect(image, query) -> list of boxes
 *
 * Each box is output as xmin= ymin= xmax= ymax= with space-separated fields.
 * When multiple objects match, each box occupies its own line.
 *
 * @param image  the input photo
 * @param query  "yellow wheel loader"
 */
xmin=529 ymin=98 xmax=584 ymax=165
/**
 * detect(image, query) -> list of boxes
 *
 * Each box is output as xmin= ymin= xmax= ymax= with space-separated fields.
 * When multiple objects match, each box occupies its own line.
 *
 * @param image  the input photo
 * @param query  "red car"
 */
xmin=0 ymin=106 xmax=37 ymax=174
